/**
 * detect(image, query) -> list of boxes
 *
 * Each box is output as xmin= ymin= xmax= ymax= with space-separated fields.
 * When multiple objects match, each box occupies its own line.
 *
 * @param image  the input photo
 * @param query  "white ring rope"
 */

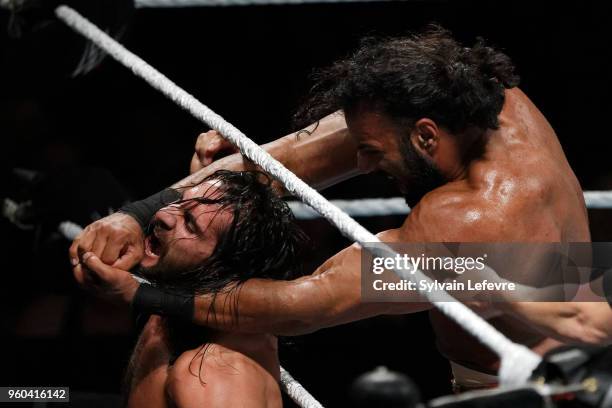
xmin=55 ymin=3 xmax=540 ymax=391
xmin=134 ymin=0 xmax=398 ymax=7
xmin=281 ymin=367 xmax=324 ymax=408
xmin=6 ymin=190 xmax=612 ymax=232
xmin=583 ymin=190 xmax=612 ymax=208
xmin=287 ymin=191 xmax=612 ymax=219
xmin=289 ymin=197 xmax=409 ymax=219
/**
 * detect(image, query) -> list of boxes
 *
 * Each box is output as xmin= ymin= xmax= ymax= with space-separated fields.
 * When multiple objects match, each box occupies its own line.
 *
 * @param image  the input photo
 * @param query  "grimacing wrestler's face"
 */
xmin=138 ymin=181 xmax=232 ymax=281
xmin=345 ymin=105 xmax=446 ymax=207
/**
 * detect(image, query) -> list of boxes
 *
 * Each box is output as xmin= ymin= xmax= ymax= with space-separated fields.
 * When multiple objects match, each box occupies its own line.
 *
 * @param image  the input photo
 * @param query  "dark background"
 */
xmin=1 ymin=0 xmax=611 ymax=406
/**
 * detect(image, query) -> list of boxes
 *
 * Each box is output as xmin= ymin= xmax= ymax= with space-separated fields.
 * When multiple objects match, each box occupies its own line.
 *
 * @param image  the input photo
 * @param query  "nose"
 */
xmin=153 ymin=204 xmax=179 ymax=230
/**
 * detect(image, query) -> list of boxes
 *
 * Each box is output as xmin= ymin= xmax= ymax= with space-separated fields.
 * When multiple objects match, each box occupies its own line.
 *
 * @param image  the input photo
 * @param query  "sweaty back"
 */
xmin=426 ymin=88 xmax=590 ymax=372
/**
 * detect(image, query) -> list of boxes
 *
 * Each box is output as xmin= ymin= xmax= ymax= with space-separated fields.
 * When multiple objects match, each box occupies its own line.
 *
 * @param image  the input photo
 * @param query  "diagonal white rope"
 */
xmin=281 ymin=368 xmax=324 ymax=408
xmin=55 ymin=4 xmax=542 ymax=389
xmin=287 ymin=191 xmax=612 ymax=219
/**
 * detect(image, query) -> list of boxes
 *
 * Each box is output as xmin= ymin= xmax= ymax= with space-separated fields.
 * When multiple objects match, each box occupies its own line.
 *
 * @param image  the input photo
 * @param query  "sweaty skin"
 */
xmin=188 ymin=88 xmax=595 ymax=372
xmin=180 ymin=114 xmax=360 ymax=193
xmin=73 ymin=88 xmax=612 ymax=377
xmin=69 ymin=113 xmax=357 ymax=277
xmin=79 ymin=181 xmax=285 ymax=407
xmin=125 ymin=316 xmax=281 ymax=408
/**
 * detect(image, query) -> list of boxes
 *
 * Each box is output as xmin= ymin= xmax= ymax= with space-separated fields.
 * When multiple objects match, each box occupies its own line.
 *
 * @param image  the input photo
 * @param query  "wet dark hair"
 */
xmin=150 ymin=169 xmax=308 ymax=298
xmin=142 ymin=170 xmax=308 ymax=370
xmin=124 ymin=170 xmax=308 ymax=395
xmin=295 ymin=25 xmax=519 ymax=133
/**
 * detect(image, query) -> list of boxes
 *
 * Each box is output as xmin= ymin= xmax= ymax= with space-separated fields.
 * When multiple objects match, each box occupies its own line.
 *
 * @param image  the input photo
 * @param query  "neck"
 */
xmin=445 ymin=127 xmax=488 ymax=182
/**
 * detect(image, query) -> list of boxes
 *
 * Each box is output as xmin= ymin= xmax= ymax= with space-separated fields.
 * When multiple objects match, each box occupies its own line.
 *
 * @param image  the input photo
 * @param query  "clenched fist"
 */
xmin=69 ymin=212 xmax=144 ymax=271
xmin=190 ymin=130 xmax=238 ymax=174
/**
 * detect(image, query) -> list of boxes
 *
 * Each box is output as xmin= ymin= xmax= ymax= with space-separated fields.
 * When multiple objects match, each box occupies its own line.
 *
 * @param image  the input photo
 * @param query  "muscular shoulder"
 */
xmin=401 ymin=186 xmax=505 ymax=242
xmin=166 ymin=344 xmax=279 ymax=408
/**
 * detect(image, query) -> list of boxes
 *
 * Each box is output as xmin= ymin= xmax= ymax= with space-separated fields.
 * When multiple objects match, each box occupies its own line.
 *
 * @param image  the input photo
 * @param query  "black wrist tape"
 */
xmin=132 ymin=284 xmax=194 ymax=321
xmin=119 ymin=188 xmax=182 ymax=229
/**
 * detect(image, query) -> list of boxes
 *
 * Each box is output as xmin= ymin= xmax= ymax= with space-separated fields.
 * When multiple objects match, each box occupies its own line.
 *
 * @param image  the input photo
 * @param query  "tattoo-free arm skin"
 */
xmin=498 ymin=300 xmax=612 ymax=345
xmin=192 ymin=230 xmax=431 ymax=335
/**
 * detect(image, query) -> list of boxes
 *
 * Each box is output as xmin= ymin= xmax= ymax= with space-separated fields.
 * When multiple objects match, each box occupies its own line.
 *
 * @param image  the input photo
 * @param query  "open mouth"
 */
xmin=145 ymin=232 xmax=162 ymax=259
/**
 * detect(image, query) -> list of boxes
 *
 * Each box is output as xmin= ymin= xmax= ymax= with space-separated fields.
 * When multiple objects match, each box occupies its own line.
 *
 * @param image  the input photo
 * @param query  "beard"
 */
xmin=134 ymin=260 xmax=178 ymax=285
xmin=397 ymin=136 xmax=447 ymax=208
xmin=133 ymin=233 xmax=213 ymax=295
xmin=133 ymin=233 xmax=181 ymax=286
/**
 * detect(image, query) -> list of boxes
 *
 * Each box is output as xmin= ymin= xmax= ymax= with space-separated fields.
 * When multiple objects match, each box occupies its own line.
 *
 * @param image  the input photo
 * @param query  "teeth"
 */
xmin=145 ymin=236 xmax=159 ymax=258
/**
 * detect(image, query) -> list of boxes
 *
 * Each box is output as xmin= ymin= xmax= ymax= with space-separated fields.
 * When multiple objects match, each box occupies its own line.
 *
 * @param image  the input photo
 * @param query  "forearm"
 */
xmin=193 ymin=269 xmax=403 ymax=335
xmin=191 ymin=249 xmax=431 ymax=335
xmin=192 ymin=276 xmax=339 ymax=335
xmin=499 ymin=301 xmax=612 ymax=345
xmin=491 ymin=275 xmax=612 ymax=344
xmin=174 ymin=113 xmax=359 ymax=195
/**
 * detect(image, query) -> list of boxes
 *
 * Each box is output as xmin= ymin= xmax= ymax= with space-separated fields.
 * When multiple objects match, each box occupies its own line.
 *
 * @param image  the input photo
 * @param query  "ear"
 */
xmin=410 ymin=118 xmax=440 ymax=157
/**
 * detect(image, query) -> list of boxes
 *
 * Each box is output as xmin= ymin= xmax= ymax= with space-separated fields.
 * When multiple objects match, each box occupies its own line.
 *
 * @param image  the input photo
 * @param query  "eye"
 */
xmin=183 ymin=211 xmax=197 ymax=234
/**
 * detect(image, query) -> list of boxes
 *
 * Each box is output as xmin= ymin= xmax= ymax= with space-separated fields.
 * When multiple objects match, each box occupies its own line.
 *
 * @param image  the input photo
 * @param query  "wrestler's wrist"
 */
xmin=131 ymin=283 xmax=194 ymax=321
xmin=119 ymin=188 xmax=182 ymax=229
xmin=122 ymin=278 xmax=140 ymax=304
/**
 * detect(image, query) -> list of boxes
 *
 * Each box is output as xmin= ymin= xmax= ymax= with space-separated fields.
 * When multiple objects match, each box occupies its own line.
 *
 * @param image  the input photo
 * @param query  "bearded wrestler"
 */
xmin=71 ymin=27 xmax=612 ymax=391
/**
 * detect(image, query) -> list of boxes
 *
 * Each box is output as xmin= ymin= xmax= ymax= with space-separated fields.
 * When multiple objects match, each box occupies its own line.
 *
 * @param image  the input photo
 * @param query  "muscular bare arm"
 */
xmin=498 ymin=299 xmax=612 ymax=345
xmin=175 ymin=112 xmax=360 ymax=194
xmin=78 ymin=191 xmax=487 ymax=336
xmin=187 ymin=192 xmax=512 ymax=335
xmin=70 ymin=113 xmax=358 ymax=271
xmin=192 ymin=229 xmax=432 ymax=335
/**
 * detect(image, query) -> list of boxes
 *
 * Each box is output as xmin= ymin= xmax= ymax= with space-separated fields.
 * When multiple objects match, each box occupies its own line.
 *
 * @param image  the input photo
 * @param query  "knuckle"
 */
xmin=118 ymin=229 xmax=132 ymax=239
